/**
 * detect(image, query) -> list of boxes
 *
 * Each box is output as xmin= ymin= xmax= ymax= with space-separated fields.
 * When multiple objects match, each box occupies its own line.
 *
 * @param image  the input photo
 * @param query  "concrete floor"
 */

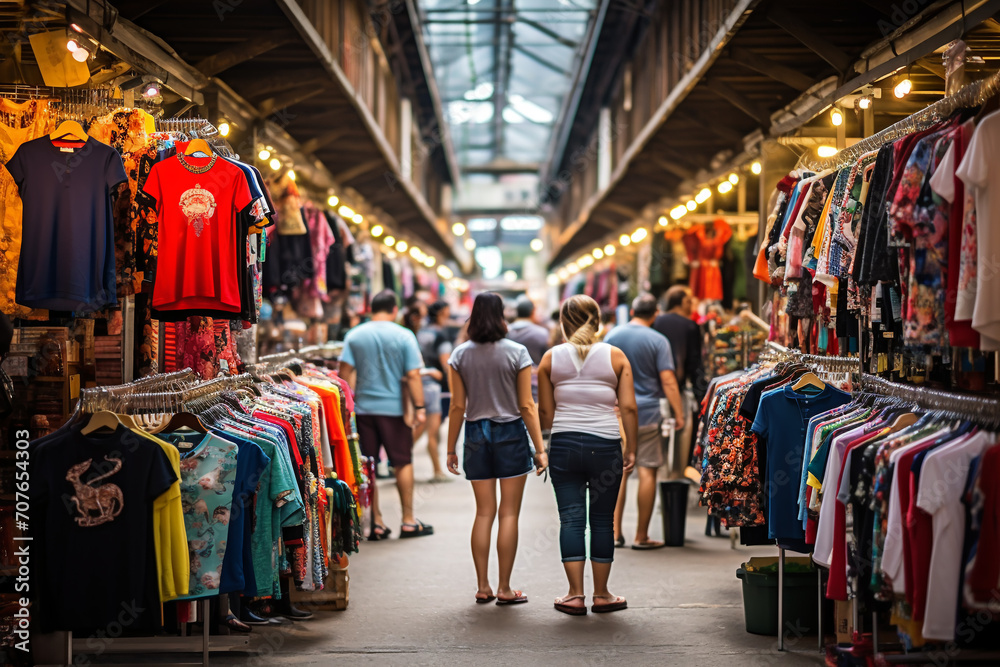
xmin=214 ymin=433 xmax=828 ymax=667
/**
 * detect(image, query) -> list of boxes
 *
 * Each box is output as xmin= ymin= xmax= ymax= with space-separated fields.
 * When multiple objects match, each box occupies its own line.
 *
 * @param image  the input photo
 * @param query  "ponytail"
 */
xmin=560 ymin=295 xmax=601 ymax=361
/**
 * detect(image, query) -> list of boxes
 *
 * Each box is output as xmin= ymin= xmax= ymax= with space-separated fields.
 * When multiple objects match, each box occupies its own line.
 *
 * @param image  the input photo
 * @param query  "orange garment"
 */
xmin=301 ymin=380 xmax=356 ymax=493
xmin=0 ymin=98 xmax=54 ymax=318
xmin=683 ymin=219 xmax=732 ymax=301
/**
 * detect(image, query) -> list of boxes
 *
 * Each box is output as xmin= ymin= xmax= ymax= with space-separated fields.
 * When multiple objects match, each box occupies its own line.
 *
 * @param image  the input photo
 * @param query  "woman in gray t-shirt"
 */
xmin=447 ymin=292 xmax=547 ymax=606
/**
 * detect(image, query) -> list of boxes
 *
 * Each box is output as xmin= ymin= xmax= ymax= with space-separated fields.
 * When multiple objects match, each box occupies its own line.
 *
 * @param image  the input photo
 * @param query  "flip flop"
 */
xmin=554 ymin=595 xmax=587 ymax=616
xmin=614 ymin=536 xmax=626 ymax=549
xmin=496 ymin=590 xmax=528 ymax=605
xmin=475 ymin=594 xmax=496 ymax=604
xmin=591 ymin=595 xmax=628 ymax=613
xmin=399 ymin=519 xmax=434 ymax=538
xmin=631 ymin=540 xmax=665 ymax=550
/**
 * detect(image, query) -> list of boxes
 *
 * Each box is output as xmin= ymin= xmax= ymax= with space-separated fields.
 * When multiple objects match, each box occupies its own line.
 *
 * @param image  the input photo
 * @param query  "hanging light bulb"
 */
xmin=269 ymin=157 xmax=281 ymax=171
xmin=218 ymin=120 xmax=231 ymax=137
xmin=603 ymin=244 xmax=616 ymax=256
xmin=338 ymin=205 xmax=355 ymax=219
xmin=72 ymin=47 xmax=91 ymax=63
xmin=327 ymin=195 xmax=339 ymax=207
xmin=352 ymin=213 xmax=363 ymax=224
xmin=893 ymin=70 xmax=912 ymax=99
xmin=409 ymin=246 xmax=422 ymax=260
xmin=464 ymin=238 xmax=477 ymax=251
xmin=592 ymin=248 xmax=604 ymax=260
xmin=504 ymin=270 xmax=517 ymax=282
xmin=686 ymin=200 xmax=697 ymax=211
xmin=396 ymin=240 xmax=408 ymax=252
xmin=424 ymin=256 xmax=436 ymax=268
xmin=695 ymin=187 xmax=711 ymax=204
xmin=437 ymin=265 xmax=453 ymax=280
xmin=258 ymin=148 xmax=271 ymax=160
xmin=630 ymin=228 xmax=647 ymax=243
xmin=728 ymin=173 xmax=739 ymax=185
xmin=546 ymin=274 xmax=559 ymax=286
xmin=619 ymin=234 xmax=631 ymax=247
xmin=858 ymin=95 xmax=872 ymax=110
xmin=370 ymin=225 xmax=384 ymax=238
xmin=717 ymin=180 xmax=733 ymax=194
xmin=384 ymin=236 xmax=396 ymax=247
xmin=817 ymin=145 xmax=838 ymax=158
xmin=751 ymin=161 xmax=762 ymax=175
xmin=286 ymin=169 xmax=296 ymax=181
xmin=567 ymin=262 xmax=580 ymax=274
xmin=452 ymin=222 xmax=466 ymax=236
xmin=530 ymin=238 xmax=544 ymax=252
xmin=669 ymin=205 xmax=687 ymax=220
xmin=830 ymin=108 xmax=844 ymax=126
xmin=66 ymin=38 xmax=80 ymax=52
xmin=557 ymin=269 xmax=569 ymax=281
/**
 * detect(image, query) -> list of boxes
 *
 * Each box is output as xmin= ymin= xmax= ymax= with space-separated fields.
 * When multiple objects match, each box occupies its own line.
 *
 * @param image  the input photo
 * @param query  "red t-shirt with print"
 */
xmin=143 ymin=154 xmax=252 ymax=312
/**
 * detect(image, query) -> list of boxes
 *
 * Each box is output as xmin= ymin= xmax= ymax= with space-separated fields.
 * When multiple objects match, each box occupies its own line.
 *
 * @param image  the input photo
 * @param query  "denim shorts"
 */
xmin=422 ymin=378 xmax=442 ymax=415
xmin=463 ymin=418 xmax=533 ymax=481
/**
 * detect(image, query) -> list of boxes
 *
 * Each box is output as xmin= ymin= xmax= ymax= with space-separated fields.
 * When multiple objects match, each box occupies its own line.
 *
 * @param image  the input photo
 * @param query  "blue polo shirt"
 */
xmin=341 ymin=320 xmax=423 ymax=416
xmin=751 ymin=384 xmax=851 ymax=542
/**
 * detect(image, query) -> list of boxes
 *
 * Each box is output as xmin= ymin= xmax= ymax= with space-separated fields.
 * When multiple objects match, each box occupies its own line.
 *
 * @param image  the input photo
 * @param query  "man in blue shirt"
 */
xmin=340 ymin=290 xmax=433 ymax=539
xmin=605 ymin=294 xmax=685 ymax=549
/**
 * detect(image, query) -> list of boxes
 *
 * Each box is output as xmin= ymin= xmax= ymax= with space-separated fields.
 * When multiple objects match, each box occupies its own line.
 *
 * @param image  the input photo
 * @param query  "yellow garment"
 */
xmin=811 ymin=185 xmax=836 ymax=261
xmin=131 ymin=428 xmax=190 ymax=601
xmin=0 ymin=98 xmax=53 ymax=319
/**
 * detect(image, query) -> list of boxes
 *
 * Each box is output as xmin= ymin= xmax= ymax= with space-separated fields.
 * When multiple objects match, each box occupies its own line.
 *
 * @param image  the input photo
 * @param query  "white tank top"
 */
xmin=550 ymin=342 xmax=621 ymax=440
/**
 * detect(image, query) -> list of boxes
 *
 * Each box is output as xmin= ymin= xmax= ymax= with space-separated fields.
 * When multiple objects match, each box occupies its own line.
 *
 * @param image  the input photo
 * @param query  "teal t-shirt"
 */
xmin=341 ymin=320 xmax=423 ymax=416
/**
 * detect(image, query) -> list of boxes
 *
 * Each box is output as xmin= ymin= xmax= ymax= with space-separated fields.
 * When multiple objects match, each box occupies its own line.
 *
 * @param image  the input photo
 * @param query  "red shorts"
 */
xmin=356 ymin=414 xmax=414 ymax=467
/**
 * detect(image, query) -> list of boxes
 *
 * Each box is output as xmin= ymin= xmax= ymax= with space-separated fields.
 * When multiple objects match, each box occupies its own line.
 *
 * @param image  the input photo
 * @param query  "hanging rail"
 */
xmin=857 ymin=373 xmax=1000 ymax=425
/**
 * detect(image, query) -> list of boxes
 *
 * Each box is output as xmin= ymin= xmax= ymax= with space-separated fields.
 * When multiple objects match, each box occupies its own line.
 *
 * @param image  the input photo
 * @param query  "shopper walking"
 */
xmin=653 ymin=286 xmax=708 ymax=478
xmin=538 ymin=295 xmax=637 ymax=615
xmin=605 ymin=293 xmax=685 ymax=550
xmin=506 ymin=296 xmax=549 ymax=401
xmin=416 ymin=300 xmax=453 ymax=481
xmin=339 ymin=290 xmax=433 ymax=540
xmin=446 ymin=292 xmax=547 ymax=605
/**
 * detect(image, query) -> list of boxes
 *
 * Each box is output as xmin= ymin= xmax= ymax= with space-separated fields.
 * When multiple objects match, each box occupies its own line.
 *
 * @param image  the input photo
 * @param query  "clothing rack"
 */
xmin=801 ymin=71 xmax=1000 ymax=172
xmin=857 ymin=374 xmax=1000 ymax=425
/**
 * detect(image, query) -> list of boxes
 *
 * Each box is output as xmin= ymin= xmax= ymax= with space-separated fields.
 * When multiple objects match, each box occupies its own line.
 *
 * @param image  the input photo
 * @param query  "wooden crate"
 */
xmin=289 ymin=566 xmax=349 ymax=611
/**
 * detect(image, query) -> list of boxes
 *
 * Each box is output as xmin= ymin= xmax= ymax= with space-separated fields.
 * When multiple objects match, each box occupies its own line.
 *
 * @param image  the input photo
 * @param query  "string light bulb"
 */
xmin=73 ymin=47 xmax=91 ymax=63
xmin=728 ymin=173 xmax=739 ymax=185
xmin=751 ymin=161 xmax=762 ymax=175
xmin=327 ymin=195 xmax=339 ymax=207
xmin=268 ymin=158 xmax=281 ymax=171
xmin=384 ymin=236 xmax=396 ymax=247
xmin=858 ymin=95 xmax=872 ymax=110
xmin=669 ymin=205 xmax=687 ymax=220
xmin=66 ymin=38 xmax=80 ymax=52
xmin=630 ymin=228 xmax=647 ymax=243
xmin=830 ymin=107 xmax=844 ymax=126
xmin=817 ymin=145 xmax=838 ymax=158
xmin=286 ymin=169 xmax=296 ymax=181
xmin=452 ymin=222 xmax=466 ymax=236
xmin=370 ymin=225 xmax=383 ymax=238
xmin=396 ymin=240 xmax=408 ymax=252
xmin=717 ymin=180 xmax=733 ymax=194
xmin=592 ymin=248 xmax=604 ymax=259
xmin=695 ymin=188 xmax=711 ymax=204
xmin=546 ymin=274 xmax=559 ymax=286
xmin=619 ymin=234 xmax=631 ymax=247
xmin=352 ymin=213 xmax=363 ymax=224
xmin=464 ymin=238 xmax=477 ymax=251
xmin=893 ymin=70 xmax=912 ymax=99
xmin=338 ymin=205 xmax=355 ymax=219
xmin=424 ymin=256 xmax=436 ymax=268
xmin=258 ymin=148 xmax=271 ymax=160
xmin=218 ymin=121 xmax=231 ymax=137
xmin=686 ymin=200 xmax=697 ymax=211
xmin=603 ymin=244 xmax=616 ymax=256
xmin=530 ymin=238 xmax=544 ymax=252
xmin=437 ymin=265 xmax=453 ymax=280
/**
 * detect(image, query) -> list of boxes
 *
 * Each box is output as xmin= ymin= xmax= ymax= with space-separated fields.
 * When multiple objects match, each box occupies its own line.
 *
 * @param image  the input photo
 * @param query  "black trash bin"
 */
xmin=659 ymin=481 xmax=689 ymax=546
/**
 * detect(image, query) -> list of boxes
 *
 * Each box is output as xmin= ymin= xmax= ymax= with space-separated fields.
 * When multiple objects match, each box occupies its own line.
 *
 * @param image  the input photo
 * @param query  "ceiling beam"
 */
xmin=648 ymin=156 xmax=694 ymax=180
xmin=671 ymin=110 xmax=747 ymax=144
xmin=704 ymin=79 xmax=771 ymax=127
xmin=332 ymin=159 xmax=385 ymax=184
xmin=194 ymin=31 xmax=296 ymax=76
xmin=512 ymin=44 xmax=570 ymax=76
xmin=300 ymin=128 xmax=352 ymax=154
xmin=516 ymin=16 xmax=579 ymax=48
xmin=728 ymin=45 xmax=816 ymax=91
xmin=602 ymin=201 xmax=638 ymax=219
xmin=257 ymin=85 xmax=326 ymax=117
xmin=767 ymin=9 xmax=853 ymax=73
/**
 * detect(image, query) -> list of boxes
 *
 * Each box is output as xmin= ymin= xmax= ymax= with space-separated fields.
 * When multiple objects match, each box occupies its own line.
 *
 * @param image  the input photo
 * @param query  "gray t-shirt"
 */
xmin=604 ymin=323 xmax=675 ymax=426
xmin=449 ymin=339 xmax=532 ymax=422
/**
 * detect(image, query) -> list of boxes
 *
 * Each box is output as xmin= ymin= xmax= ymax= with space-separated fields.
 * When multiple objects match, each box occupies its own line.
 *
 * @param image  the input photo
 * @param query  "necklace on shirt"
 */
xmin=177 ymin=153 xmax=217 ymax=174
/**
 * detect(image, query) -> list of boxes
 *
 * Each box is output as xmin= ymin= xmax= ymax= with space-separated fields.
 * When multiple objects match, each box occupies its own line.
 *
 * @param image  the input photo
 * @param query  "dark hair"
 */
xmin=600 ymin=307 xmax=616 ymax=325
xmin=467 ymin=292 xmax=507 ymax=343
xmin=403 ymin=307 xmax=422 ymax=333
xmin=371 ymin=290 xmax=399 ymax=315
xmin=631 ymin=293 xmax=658 ymax=319
xmin=663 ymin=285 xmax=691 ymax=311
xmin=428 ymin=300 xmax=449 ymax=323
xmin=515 ymin=296 xmax=535 ymax=319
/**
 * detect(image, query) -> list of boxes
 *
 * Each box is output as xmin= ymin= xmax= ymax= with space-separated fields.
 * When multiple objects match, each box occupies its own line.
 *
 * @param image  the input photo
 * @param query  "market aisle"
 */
xmin=220 ymin=433 xmax=824 ymax=666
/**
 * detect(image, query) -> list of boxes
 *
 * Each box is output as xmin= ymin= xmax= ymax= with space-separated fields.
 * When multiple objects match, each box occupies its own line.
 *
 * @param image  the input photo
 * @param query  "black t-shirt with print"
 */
xmin=30 ymin=423 xmax=175 ymax=633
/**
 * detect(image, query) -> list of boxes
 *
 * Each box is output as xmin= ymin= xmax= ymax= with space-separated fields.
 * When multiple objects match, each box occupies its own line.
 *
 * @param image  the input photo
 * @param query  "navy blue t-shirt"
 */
xmin=752 ymin=384 xmax=851 ymax=543
xmin=5 ymin=136 xmax=127 ymax=311
xmin=214 ymin=432 xmax=270 ymax=595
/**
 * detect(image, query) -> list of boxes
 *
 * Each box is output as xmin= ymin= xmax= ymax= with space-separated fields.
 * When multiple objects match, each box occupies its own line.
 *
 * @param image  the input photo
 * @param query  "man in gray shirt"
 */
xmin=604 ymin=294 xmax=685 ymax=550
xmin=506 ymin=296 xmax=549 ymax=401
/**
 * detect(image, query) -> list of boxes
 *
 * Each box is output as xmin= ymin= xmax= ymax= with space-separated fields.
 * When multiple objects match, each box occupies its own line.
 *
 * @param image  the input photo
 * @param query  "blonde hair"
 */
xmin=560 ymin=295 xmax=601 ymax=360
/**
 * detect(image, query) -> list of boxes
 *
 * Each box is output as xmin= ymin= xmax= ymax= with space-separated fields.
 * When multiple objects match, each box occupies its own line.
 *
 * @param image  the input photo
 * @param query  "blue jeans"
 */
xmin=549 ymin=432 xmax=623 ymax=563
xmin=463 ymin=418 xmax=533 ymax=481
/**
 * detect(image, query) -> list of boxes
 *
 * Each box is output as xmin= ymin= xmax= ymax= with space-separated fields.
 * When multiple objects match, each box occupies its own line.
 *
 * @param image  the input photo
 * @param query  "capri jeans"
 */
xmin=548 ymin=431 xmax=624 ymax=564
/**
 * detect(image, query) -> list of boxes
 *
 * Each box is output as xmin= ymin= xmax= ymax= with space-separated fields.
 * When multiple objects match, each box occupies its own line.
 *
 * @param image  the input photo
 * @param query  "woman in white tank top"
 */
xmin=537 ymin=295 xmax=639 ymax=616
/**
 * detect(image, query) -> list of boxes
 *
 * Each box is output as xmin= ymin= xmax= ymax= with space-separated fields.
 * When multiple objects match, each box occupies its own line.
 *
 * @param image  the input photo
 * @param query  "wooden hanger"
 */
xmin=791 ymin=372 xmax=826 ymax=391
xmin=50 ymin=120 xmax=88 ymax=143
xmin=151 ymin=410 xmax=208 ymax=435
xmin=184 ymin=138 xmax=213 ymax=157
xmin=886 ymin=412 xmax=918 ymax=433
xmin=80 ymin=410 xmax=123 ymax=435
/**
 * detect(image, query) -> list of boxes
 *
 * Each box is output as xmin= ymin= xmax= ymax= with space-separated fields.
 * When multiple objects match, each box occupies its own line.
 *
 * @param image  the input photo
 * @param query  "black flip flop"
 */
xmin=496 ymin=591 xmax=528 ymax=605
xmin=614 ymin=536 xmax=626 ymax=549
xmin=368 ymin=524 xmax=392 ymax=541
xmin=399 ymin=519 xmax=434 ymax=538
xmin=475 ymin=595 xmax=496 ymax=604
